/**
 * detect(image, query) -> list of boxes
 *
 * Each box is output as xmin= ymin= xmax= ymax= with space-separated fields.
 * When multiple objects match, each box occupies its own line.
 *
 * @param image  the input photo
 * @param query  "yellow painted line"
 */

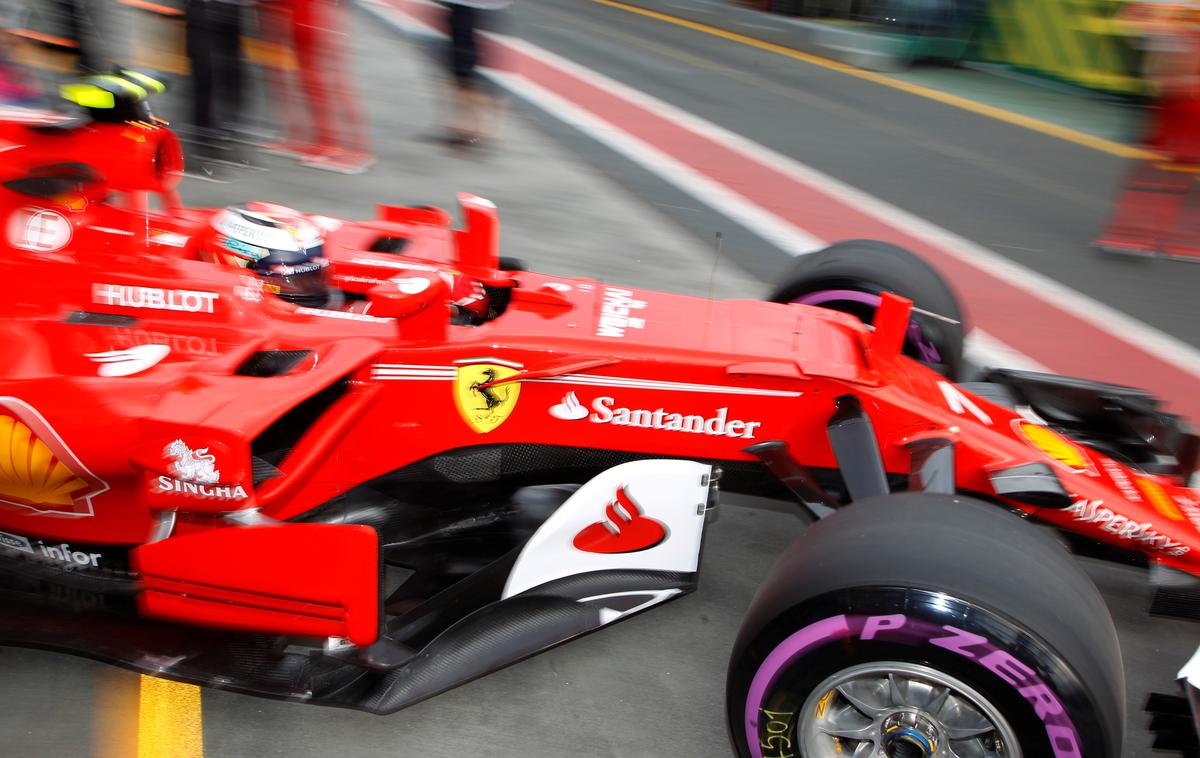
xmin=93 ymin=669 xmax=140 ymax=758
xmin=119 ymin=0 xmax=184 ymax=16
xmin=589 ymin=0 xmax=1157 ymax=160
xmin=10 ymin=44 xmax=78 ymax=73
xmin=137 ymin=676 xmax=204 ymax=758
xmin=10 ymin=28 xmax=78 ymax=48
xmin=244 ymin=38 xmax=298 ymax=71
xmin=131 ymin=49 xmax=191 ymax=76
xmin=1156 ymin=163 xmax=1200 ymax=174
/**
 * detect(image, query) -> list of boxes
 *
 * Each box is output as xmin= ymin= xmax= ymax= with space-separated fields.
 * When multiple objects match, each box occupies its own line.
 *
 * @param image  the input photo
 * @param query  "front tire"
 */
xmin=727 ymin=493 xmax=1124 ymax=758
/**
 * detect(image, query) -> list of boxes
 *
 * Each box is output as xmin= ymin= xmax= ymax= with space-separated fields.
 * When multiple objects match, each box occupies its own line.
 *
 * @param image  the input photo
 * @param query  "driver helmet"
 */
xmin=205 ymin=202 xmax=331 ymax=307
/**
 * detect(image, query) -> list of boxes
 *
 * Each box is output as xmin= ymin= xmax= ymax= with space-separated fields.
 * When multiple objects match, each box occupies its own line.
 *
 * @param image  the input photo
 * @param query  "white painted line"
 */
xmin=531 ymin=373 xmax=804 ymax=396
xmin=497 ymin=36 xmax=1200 ymax=382
xmin=964 ymin=331 xmax=1050 ymax=373
xmin=487 ymin=69 xmax=826 ymax=256
xmin=487 ymin=64 xmax=1037 ymax=371
xmin=361 ymin=0 xmax=1053 ymax=372
xmin=360 ymin=0 xmax=440 ymax=36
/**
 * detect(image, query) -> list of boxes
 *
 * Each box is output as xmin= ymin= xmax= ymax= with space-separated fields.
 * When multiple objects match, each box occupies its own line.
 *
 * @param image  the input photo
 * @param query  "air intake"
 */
xmin=66 ymin=311 xmax=138 ymax=327
xmin=235 ymin=350 xmax=312 ymax=377
xmin=250 ymin=377 xmax=348 ymax=478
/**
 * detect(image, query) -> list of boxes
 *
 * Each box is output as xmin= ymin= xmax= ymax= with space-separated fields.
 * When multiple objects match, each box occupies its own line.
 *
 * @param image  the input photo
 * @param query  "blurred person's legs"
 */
xmin=442 ymin=3 xmax=503 ymax=147
xmin=185 ymin=0 xmax=245 ymax=166
xmin=53 ymin=0 xmax=112 ymax=72
xmin=1158 ymin=89 xmax=1200 ymax=258
xmin=0 ymin=47 xmax=37 ymax=104
xmin=0 ymin=3 xmax=40 ymax=105
xmin=290 ymin=0 xmax=374 ymax=173
xmin=1097 ymin=24 xmax=1200 ymax=259
xmin=257 ymin=1 xmax=313 ymax=157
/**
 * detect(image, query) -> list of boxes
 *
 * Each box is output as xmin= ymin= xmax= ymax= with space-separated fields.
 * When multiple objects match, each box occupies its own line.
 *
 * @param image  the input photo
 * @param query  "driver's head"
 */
xmin=205 ymin=202 xmax=331 ymax=307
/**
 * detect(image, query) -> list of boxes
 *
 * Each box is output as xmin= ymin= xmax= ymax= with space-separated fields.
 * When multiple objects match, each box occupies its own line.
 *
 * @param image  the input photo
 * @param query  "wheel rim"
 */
xmin=797 ymin=661 xmax=1021 ymax=758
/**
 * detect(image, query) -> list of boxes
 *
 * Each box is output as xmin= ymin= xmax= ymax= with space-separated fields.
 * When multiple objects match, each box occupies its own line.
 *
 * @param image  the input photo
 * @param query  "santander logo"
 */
xmin=548 ymin=391 xmax=762 ymax=439
xmin=549 ymin=391 xmax=589 ymax=420
xmin=573 ymin=485 xmax=667 ymax=554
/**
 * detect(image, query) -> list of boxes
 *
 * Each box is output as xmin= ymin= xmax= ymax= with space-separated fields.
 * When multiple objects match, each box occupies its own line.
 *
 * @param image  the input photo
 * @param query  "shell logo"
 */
xmin=1136 ymin=476 xmax=1186 ymax=522
xmin=0 ymin=398 xmax=107 ymax=517
xmin=1013 ymin=420 xmax=1093 ymax=473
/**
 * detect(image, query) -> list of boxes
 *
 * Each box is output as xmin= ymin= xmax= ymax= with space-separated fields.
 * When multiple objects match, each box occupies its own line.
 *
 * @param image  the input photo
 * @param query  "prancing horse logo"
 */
xmin=453 ymin=362 xmax=522 ymax=434
xmin=471 ymin=369 xmax=504 ymax=410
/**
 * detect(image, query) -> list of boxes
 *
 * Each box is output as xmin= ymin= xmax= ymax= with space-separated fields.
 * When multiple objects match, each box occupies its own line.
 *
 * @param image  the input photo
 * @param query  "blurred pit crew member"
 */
xmin=47 ymin=0 xmax=114 ymax=73
xmin=184 ymin=0 xmax=250 ymax=169
xmin=439 ymin=0 xmax=512 ymax=148
xmin=257 ymin=0 xmax=374 ymax=174
xmin=0 ymin=2 xmax=39 ymax=105
xmin=1143 ymin=6 xmax=1200 ymax=164
xmin=1096 ymin=2 xmax=1200 ymax=258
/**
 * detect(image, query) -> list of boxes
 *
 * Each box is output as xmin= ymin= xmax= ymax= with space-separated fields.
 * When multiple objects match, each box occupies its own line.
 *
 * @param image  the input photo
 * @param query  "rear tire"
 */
xmin=727 ymin=493 xmax=1124 ymax=758
xmin=769 ymin=240 xmax=966 ymax=379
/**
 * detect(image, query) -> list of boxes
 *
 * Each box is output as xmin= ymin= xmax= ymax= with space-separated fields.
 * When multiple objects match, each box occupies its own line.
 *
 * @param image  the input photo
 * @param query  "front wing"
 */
xmin=0 ymin=460 xmax=715 ymax=713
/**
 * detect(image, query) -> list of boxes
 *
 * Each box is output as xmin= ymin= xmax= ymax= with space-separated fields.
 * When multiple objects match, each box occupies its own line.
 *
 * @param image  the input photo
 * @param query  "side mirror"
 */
xmin=366 ymin=273 xmax=450 ymax=341
xmin=453 ymin=193 xmax=500 ymax=274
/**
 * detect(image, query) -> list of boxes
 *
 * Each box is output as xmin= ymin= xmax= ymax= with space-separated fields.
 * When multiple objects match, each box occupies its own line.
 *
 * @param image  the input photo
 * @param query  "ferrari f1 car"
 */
xmin=0 ymin=76 xmax=1198 ymax=758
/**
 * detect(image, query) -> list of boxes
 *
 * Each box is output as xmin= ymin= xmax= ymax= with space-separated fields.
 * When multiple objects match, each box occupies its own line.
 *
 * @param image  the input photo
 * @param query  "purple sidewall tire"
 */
xmin=726 ymin=494 xmax=1124 ymax=758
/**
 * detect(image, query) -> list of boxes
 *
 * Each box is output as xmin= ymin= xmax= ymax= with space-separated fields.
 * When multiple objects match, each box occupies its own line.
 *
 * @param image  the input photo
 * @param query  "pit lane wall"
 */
xmin=639 ymin=0 xmax=1149 ymax=96
xmin=975 ymin=0 xmax=1146 ymax=96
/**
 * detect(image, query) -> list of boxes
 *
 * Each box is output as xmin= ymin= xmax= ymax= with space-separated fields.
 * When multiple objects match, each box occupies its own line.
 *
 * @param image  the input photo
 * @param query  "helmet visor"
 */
xmin=249 ymin=251 xmax=330 ymax=307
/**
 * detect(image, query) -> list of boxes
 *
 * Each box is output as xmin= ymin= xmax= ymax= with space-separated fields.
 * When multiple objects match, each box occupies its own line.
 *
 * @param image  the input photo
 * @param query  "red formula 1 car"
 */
xmin=1 ymin=76 xmax=1199 ymax=758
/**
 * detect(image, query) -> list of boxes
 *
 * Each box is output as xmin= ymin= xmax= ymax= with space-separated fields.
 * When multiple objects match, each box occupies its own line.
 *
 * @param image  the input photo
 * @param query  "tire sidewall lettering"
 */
xmin=745 ymin=612 xmax=1083 ymax=758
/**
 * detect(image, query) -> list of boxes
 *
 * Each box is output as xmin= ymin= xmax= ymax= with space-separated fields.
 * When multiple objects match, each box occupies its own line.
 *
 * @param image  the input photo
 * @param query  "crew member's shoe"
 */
xmin=261 ymin=140 xmax=314 ymax=159
xmin=300 ymin=147 xmax=377 ymax=175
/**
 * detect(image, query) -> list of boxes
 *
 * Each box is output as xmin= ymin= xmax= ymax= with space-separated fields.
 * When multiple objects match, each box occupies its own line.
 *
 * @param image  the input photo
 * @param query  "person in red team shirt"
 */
xmin=1146 ymin=11 xmax=1200 ymax=164
xmin=1096 ymin=2 xmax=1200 ymax=259
xmin=261 ymin=0 xmax=375 ymax=174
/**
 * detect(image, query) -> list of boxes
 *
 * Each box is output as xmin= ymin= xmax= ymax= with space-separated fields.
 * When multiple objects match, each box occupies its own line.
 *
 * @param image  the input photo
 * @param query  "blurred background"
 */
xmin=2 ymin=1 xmax=1200 ymax=756
xmin=748 ymin=0 xmax=1160 ymax=96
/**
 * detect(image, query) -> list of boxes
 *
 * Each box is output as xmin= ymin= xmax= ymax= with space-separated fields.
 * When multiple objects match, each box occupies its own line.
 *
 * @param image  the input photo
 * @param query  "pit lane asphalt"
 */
xmin=505 ymin=0 xmax=1200 ymax=353
xmin=1 ymin=6 xmax=1196 ymax=757
xmin=4 ymin=497 xmax=1193 ymax=758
